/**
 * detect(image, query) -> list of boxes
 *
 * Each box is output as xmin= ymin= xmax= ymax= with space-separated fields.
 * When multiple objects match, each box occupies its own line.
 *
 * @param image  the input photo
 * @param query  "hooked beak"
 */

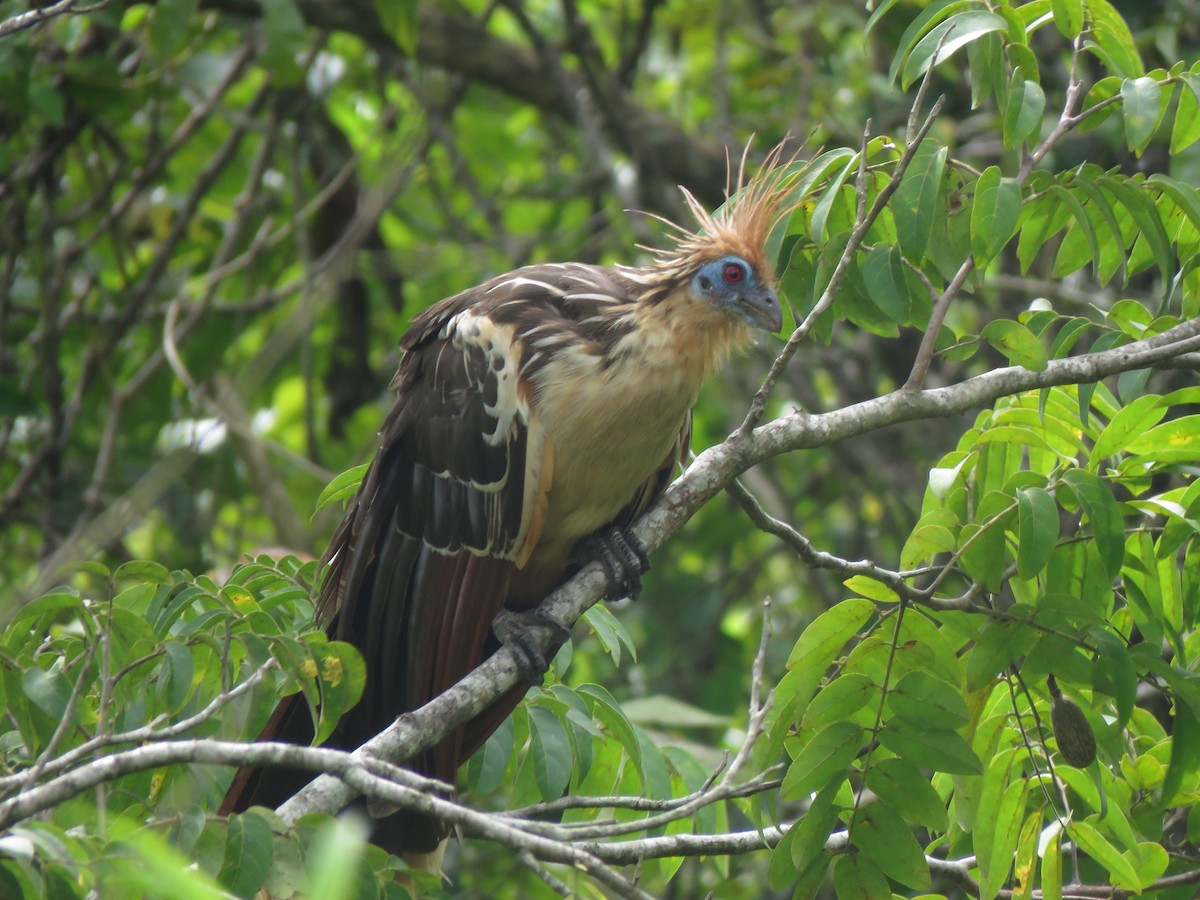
xmin=737 ymin=287 xmax=784 ymax=333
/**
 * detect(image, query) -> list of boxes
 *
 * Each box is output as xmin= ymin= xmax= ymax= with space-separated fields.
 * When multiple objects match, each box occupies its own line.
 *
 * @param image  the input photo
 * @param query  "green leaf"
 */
xmin=1090 ymin=394 xmax=1166 ymax=466
xmin=62 ymin=560 xmax=112 ymax=580
xmin=1121 ymin=76 xmax=1163 ymax=154
xmin=528 ymin=705 xmax=573 ymax=800
xmin=864 ymin=758 xmax=948 ymax=831
xmin=791 ymin=148 xmax=858 ymax=206
xmin=1043 ymin=825 xmax=1064 ymax=900
xmin=1007 ymin=42 xmax=1040 ymax=85
xmin=305 ymin=817 xmax=369 ymax=900
xmin=780 ymin=721 xmax=862 ymax=800
xmin=893 ymin=139 xmax=948 ymax=262
xmin=981 ymin=319 xmax=1047 ymax=371
xmin=22 ymin=667 xmax=72 ymax=720
xmin=1079 ymin=77 xmax=1124 ymax=136
xmin=786 ymin=606 xmax=875 ymax=679
xmin=310 ymin=641 xmax=367 ymax=745
xmin=1163 ymin=706 xmax=1200 ymax=804
xmin=877 ymin=720 xmax=982 ymax=774
xmin=854 ymin=801 xmax=932 ymax=890
xmin=1017 ymin=486 xmax=1059 ymax=579
xmin=1124 ymin=414 xmax=1200 ymax=464
xmin=802 ymin=673 xmax=876 ymax=730
xmin=1100 ymin=175 xmax=1173 ymax=288
xmin=1050 ymin=184 xmax=1101 ymax=279
xmin=1089 ymin=627 xmax=1136 ymax=728
xmin=810 ymin=156 xmax=857 ymax=242
xmin=982 ymin=780 xmax=1029 ymax=899
xmin=581 ymin=602 xmax=636 ymax=665
xmin=974 ymin=748 xmax=1018 ymax=896
xmin=958 ymin=519 xmax=1007 ymax=593
xmin=314 ymin=464 xmax=368 ymax=515
xmin=1049 ymin=316 xmax=1094 ymax=358
xmin=1051 ymin=0 xmax=1084 ymax=38
xmin=843 ymin=574 xmax=899 ymax=603
xmin=1172 ymin=74 xmax=1200 ymax=153
xmin=971 ymin=166 xmax=1022 ymax=265
xmin=1059 ymin=469 xmax=1125 ymax=579
xmin=864 ymin=0 xmax=902 ymax=38
xmin=862 ymin=244 xmax=911 ymax=322
xmin=783 ymin=782 xmax=842 ymax=884
xmin=1017 ymin=189 xmax=1070 ymax=272
xmin=161 ymin=640 xmax=194 ymax=713
xmin=468 ymin=716 xmax=515 ymax=796
xmin=767 ymin=822 xmax=802 ymax=888
xmin=1083 ymin=0 xmax=1144 ymax=78
xmin=217 ymin=811 xmax=273 ymax=899
xmin=1004 ymin=74 xmax=1045 ymax=149
xmin=150 ymin=0 xmax=201 ymax=58
xmin=832 ymin=852 xmax=891 ymax=900
xmin=622 ymin=694 xmax=726 ymax=728
xmin=170 ymin=805 xmax=208 ymax=859
xmin=28 ymin=75 xmax=64 ymax=127
xmin=1067 ymin=821 xmax=1141 ymax=890
xmin=1126 ymin=842 xmax=1170 ymax=890
xmin=967 ymin=30 xmax=1005 ymax=109
xmin=1014 ymin=810 xmax=1045 ymax=900
xmin=578 ymin=683 xmax=642 ymax=772
xmin=784 ymin=598 xmax=874 ymax=719
xmin=1149 ymin=174 xmax=1200 ymax=248
xmin=1071 ymin=173 xmax=1128 ymax=285
xmin=886 ymin=670 xmax=970 ymax=729
xmin=555 ymin=688 xmax=601 ymax=787
xmin=115 ymin=560 xmax=172 ymax=584
xmin=375 ymin=0 xmax=420 ymax=56
xmin=887 ymin=0 xmax=976 ymax=85
xmin=9 ymin=592 xmax=86 ymax=633
xmin=900 ymin=11 xmax=1009 ymax=89
xmin=261 ymin=0 xmax=308 ymax=86
xmin=633 ymin=727 xmax=672 ymax=799
xmin=118 ymin=829 xmax=233 ymax=900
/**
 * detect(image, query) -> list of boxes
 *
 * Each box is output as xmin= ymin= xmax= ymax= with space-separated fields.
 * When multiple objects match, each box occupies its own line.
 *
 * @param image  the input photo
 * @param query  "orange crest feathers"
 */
xmin=648 ymin=139 xmax=809 ymax=279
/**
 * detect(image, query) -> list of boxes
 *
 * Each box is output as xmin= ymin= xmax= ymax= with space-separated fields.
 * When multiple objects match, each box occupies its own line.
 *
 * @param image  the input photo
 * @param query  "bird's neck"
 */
xmin=612 ymin=285 xmax=753 ymax=384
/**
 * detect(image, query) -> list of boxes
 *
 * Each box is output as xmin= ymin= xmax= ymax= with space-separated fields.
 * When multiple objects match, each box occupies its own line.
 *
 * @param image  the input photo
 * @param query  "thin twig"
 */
xmin=0 ymin=658 xmax=277 ymax=791
xmin=0 ymin=0 xmax=107 ymax=39
xmin=741 ymin=95 xmax=945 ymax=433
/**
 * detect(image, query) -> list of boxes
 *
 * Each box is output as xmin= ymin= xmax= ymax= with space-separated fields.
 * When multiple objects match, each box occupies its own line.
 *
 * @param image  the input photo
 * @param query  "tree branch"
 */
xmin=273 ymin=315 xmax=1200 ymax=825
xmin=204 ymin=0 xmax=730 ymax=206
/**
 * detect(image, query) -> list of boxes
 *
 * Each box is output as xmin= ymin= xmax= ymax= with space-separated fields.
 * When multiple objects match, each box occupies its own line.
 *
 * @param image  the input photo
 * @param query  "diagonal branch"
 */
xmin=274 ymin=314 xmax=1200 ymax=825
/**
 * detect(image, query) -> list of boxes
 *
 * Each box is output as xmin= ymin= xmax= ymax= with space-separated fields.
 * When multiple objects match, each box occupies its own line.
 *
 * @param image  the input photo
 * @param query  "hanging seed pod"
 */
xmin=1048 ymin=675 xmax=1097 ymax=768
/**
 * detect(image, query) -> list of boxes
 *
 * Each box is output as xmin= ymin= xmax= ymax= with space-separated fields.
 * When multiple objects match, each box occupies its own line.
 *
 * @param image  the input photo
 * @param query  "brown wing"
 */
xmin=222 ymin=276 xmax=561 ymax=850
xmin=320 ymin=298 xmax=554 ymax=740
xmin=223 ymin=263 xmax=667 ymax=853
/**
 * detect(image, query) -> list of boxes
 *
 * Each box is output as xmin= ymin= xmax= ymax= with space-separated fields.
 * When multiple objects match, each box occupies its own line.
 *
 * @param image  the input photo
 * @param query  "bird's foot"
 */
xmin=578 ymin=526 xmax=650 ymax=601
xmin=493 ymin=608 xmax=571 ymax=683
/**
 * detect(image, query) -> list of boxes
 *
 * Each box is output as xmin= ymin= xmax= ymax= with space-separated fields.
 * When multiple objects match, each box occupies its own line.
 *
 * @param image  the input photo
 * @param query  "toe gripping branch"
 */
xmin=493 ymin=608 xmax=572 ymax=684
xmin=493 ymin=527 xmax=649 ymax=683
xmin=580 ymin=525 xmax=650 ymax=601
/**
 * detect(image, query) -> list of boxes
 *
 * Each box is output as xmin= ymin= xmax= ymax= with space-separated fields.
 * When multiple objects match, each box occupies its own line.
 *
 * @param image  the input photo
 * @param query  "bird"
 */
xmin=221 ymin=142 xmax=800 ymax=870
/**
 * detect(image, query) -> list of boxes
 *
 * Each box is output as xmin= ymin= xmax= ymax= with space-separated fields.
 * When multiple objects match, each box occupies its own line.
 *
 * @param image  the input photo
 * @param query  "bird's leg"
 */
xmin=492 ymin=608 xmax=571 ymax=683
xmin=577 ymin=526 xmax=650 ymax=601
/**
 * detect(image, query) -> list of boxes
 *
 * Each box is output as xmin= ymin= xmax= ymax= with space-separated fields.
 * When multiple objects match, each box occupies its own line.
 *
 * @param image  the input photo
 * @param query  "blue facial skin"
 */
xmin=691 ymin=255 xmax=783 ymax=332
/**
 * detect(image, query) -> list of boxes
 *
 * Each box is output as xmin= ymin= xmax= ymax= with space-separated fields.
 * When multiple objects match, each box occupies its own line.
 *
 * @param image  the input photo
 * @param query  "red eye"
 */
xmin=723 ymin=262 xmax=745 ymax=283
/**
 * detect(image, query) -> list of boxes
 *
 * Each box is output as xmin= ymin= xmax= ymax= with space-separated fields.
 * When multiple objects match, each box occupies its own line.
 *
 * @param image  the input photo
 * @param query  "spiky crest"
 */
xmin=639 ymin=139 xmax=808 ymax=291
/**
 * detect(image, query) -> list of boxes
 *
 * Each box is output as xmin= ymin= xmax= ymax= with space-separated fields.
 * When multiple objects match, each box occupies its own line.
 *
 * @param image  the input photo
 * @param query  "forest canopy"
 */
xmin=4 ymin=0 xmax=1200 ymax=897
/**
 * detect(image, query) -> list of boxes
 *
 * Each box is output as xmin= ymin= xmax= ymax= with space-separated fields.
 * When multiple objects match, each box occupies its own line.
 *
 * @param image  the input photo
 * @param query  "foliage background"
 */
xmin=4 ymin=0 xmax=1200 ymax=897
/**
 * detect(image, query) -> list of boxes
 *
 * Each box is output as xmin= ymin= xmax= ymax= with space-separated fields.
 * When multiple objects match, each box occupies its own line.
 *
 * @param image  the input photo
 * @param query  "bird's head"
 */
xmin=641 ymin=139 xmax=805 ymax=337
xmin=689 ymin=254 xmax=782 ymax=333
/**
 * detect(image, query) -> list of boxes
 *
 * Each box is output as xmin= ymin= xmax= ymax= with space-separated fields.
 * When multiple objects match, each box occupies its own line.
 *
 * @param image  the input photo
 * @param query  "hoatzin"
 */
xmin=222 ymin=145 xmax=798 ymax=867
